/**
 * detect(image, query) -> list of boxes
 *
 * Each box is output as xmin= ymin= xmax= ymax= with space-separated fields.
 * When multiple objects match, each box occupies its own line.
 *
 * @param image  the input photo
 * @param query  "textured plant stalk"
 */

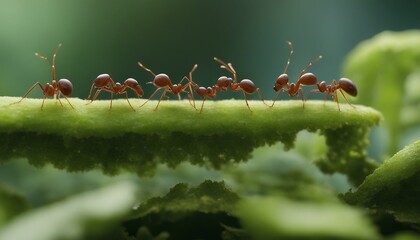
xmin=0 ymin=97 xmax=381 ymax=182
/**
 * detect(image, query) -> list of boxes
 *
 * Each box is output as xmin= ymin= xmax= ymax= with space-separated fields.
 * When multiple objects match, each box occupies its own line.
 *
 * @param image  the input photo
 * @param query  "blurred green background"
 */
xmin=1 ymin=0 xmax=420 ymax=100
xmin=1 ymin=0 xmax=420 ymax=215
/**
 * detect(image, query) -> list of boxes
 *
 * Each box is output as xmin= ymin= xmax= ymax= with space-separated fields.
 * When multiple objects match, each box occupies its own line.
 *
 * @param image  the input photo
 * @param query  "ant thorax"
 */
xmin=112 ymin=83 xmax=124 ymax=93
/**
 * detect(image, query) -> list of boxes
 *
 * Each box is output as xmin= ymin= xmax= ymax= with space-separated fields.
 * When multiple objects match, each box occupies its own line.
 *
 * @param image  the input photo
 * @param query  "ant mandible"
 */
xmin=86 ymin=74 xmax=143 ymax=111
xmin=137 ymin=62 xmax=196 ymax=111
xmin=311 ymin=78 xmax=358 ymax=111
xmin=12 ymin=43 xmax=74 ymax=110
xmin=213 ymin=57 xmax=269 ymax=112
xmin=271 ymin=41 xmax=322 ymax=108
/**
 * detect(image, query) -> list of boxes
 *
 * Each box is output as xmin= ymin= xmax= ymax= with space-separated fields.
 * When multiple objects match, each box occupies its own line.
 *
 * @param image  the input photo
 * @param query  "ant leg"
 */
xmin=87 ymin=88 xmax=103 ymax=105
xmin=154 ymin=89 xmax=168 ymax=111
xmin=56 ymin=93 xmax=64 ymax=107
xmin=180 ymin=77 xmax=195 ymax=108
xmin=200 ymin=97 xmax=207 ymax=113
xmin=270 ymin=91 xmax=281 ymax=107
xmin=11 ymin=82 xmax=45 ymax=105
xmin=256 ymin=88 xmax=270 ymax=107
xmin=339 ymin=89 xmax=356 ymax=109
xmin=241 ymin=90 xmax=252 ymax=112
xmin=86 ymin=83 xmax=96 ymax=101
xmin=63 ymin=95 xmax=74 ymax=109
xmin=41 ymin=94 xmax=48 ymax=110
xmin=140 ymin=87 xmax=163 ymax=108
xmin=125 ymin=91 xmax=135 ymax=111
xmin=299 ymin=88 xmax=305 ymax=109
xmin=109 ymin=92 xmax=114 ymax=111
xmin=334 ymin=91 xmax=341 ymax=111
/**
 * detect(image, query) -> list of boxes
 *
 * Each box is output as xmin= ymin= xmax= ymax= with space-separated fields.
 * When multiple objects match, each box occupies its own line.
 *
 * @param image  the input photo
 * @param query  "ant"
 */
xmin=271 ymin=41 xmax=322 ymax=108
xmin=213 ymin=57 xmax=269 ymax=112
xmin=12 ymin=43 xmax=74 ymax=110
xmin=185 ymin=64 xmax=219 ymax=113
xmin=86 ymin=74 xmax=143 ymax=111
xmin=137 ymin=62 xmax=196 ymax=111
xmin=310 ymin=78 xmax=358 ymax=111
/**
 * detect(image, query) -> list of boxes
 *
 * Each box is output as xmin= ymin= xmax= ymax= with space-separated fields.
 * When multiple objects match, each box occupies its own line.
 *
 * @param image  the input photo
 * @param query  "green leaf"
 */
xmin=0 ymin=184 xmax=30 ymax=227
xmin=130 ymin=180 xmax=239 ymax=220
xmin=0 ymin=181 xmax=137 ymax=240
xmin=0 ymin=97 xmax=381 ymax=183
xmin=344 ymin=140 xmax=420 ymax=226
xmin=236 ymin=196 xmax=380 ymax=240
xmin=125 ymin=180 xmax=240 ymax=240
xmin=342 ymin=30 xmax=420 ymax=154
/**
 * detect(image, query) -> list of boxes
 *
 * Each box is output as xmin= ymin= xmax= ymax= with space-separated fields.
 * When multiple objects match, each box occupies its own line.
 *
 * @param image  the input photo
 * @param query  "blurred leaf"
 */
xmin=0 ymin=97 xmax=381 ymax=183
xmin=0 ymin=184 xmax=30 ymax=227
xmin=343 ymin=30 xmax=420 ymax=154
xmin=344 ymin=140 xmax=420 ymax=226
xmin=0 ymin=181 xmax=137 ymax=240
xmin=236 ymin=196 xmax=380 ymax=240
xmin=125 ymin=180 xmax=240 ymax=240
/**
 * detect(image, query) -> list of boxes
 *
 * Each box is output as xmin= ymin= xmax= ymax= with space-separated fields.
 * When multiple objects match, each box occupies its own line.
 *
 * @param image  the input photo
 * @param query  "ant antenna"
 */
xmin=283 ymin=41 xmax=294 ymax=74
xmin=214 ymin=57 xmax=237 ymax=82
xmin=35 ymin=43 xmax=62 ymax=80
xmin=299 ymin=55 xmax=322 ymax=77
xmin=137 ymin=62 xmax=156 ymax=77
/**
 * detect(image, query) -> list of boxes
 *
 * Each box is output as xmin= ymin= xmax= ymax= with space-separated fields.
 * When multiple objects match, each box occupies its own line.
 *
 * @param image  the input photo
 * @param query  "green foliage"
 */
xmin=124 ymin=180 xmax=240 ymax=240
xmin=0 ymin=181 xmax=138 ymax=240
xmin=235 ymin=196 xmax=380 ymax=240
xmin=344 ymin=140 xmax=420 ymax=227
xmin=0 ymin=184 xmax=30 ymax=226
xmin=0 ymin=97 xmax=381 ymax=182
xmin=342 ymin=30 xmax=420 ymax=153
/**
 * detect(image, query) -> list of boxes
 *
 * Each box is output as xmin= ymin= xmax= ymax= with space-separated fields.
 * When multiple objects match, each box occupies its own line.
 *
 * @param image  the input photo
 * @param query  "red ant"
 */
xmin=86 ymin=74 xmax=143 ymax=111
xmin=12 ymin=43 xmax=74 ymax=110
xmin=185 ymin=64 xmax=219 ymax=113
xmin=271 ymin=41 xmax=322 ymax=108
xmin=213 ymin=57 xmax=269 ymax=112
xmin=310 ymin=78 xmax=358 ymax=111
xmin=137 ymin=62 xmax=196 ymax=111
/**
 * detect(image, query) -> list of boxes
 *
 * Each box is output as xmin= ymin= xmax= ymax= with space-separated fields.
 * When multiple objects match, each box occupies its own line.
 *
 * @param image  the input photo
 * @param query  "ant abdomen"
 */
xmin=57 ymin=79 xmax=73 ymax=96
xmin=239 ymin=79 xmax=256 ymax=94
xmin=153 ymin=74 xmax=171 ymax=87
xmin=338 ymin=78 xmax=357 ymax=96
xmin=95 ymin=74 xmax=113 ymax=87
xmin=299 ymin=73 xmax=318 ymax=86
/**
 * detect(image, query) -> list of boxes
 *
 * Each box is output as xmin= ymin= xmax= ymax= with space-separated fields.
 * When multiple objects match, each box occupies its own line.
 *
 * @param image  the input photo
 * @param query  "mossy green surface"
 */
xmin=0 ymin=97 xmax=381 ymax=179
xmin=344 ymin=140 xmax=420 ymax=226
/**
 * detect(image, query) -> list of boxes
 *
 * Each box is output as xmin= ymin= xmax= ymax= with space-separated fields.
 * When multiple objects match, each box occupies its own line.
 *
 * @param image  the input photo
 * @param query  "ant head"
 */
xmin=338 ymin=78 xmax=357 ymax=96
xmin=274 ymin=74 xmax=288 ymax=91
xmin=57 ymin=79 xmax=73 ymax=96
xmin=276 ymin=73 xmax=289 ymax=86
xmin=217 ymin=76 xmax=233 ymax=89
xmin=153 ymin=74 xmax=171 ymax=87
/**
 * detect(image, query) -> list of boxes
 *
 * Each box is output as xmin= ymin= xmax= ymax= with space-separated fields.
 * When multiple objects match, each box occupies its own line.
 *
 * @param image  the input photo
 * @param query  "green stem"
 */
xmin=0 ymin=97 xmax=381 ymax=183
